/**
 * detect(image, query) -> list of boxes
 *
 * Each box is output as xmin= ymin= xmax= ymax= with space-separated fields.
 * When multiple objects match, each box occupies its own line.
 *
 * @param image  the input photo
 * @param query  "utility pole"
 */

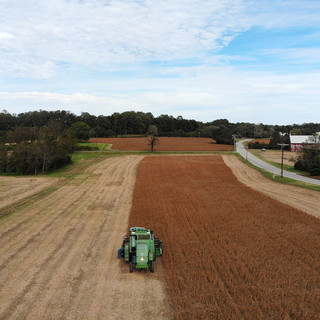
xmin=278 ymin=143 xmax=289 ymax=178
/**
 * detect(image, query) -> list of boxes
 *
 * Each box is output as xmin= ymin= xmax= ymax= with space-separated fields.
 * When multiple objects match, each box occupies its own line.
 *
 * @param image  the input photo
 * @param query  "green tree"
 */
xmin=0 ymin=144 xmax=8 ymax=173
xmin=147 ymin=125 xmax=159 ymax=152
xmin=290 ymin=128 xmax=303 ymax=135
xmin=211 ymin=126 xmax=233 ymax=145
xmin=294 ymin=135 xmax=320 ymax=176
xmin=70 ymin=122 xmax=91 ymax=140
xmin=310 ymin=154 xmax=320 ymax=176
xmin=254 ymin=123 xmax=264 ymax=138
xmin=269 ymin=130 xmax=289 ymax=149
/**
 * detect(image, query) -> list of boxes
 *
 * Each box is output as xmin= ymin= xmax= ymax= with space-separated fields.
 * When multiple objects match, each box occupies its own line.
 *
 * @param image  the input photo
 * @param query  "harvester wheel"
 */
xmin=150 ymin=261 xmax=154 ymax=273
xmin=129 ymin=262 xmax=133 ymax=273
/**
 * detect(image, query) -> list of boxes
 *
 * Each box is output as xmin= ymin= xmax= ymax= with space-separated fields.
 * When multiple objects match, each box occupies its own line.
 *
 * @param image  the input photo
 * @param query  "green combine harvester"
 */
xmin=118 ymin=227 xmax=163 ymax=273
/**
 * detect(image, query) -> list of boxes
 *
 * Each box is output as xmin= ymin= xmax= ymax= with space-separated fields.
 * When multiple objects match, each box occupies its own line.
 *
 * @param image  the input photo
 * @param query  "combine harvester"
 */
xmin=118 ymin=227 xmax=162 ymax=273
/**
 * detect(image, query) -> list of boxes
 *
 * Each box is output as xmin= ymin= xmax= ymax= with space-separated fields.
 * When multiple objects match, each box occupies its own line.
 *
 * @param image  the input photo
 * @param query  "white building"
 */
xmin=289 ymin=134 xmax=320 ymax=152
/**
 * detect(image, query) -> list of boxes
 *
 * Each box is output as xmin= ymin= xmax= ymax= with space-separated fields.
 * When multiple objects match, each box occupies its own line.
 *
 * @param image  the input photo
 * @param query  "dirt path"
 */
xmin=223 ymin=155 xmax=320 ymax=218
xmin=0 ymin=155 xmax=172 ymax=320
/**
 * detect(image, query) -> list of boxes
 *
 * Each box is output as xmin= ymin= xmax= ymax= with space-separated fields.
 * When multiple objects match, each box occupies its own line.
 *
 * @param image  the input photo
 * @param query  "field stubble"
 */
xmin=0 ymin=177 xmax=58 ymax=211
xmin=129 ymin=155 xmax=320 ymax=319
xmin=0 ymin=155 xmax=172 ymax=320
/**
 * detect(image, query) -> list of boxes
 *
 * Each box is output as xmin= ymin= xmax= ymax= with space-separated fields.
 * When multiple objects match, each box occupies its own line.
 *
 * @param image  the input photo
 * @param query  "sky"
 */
xmin=0 ymin=0 xmax=319 ymax=124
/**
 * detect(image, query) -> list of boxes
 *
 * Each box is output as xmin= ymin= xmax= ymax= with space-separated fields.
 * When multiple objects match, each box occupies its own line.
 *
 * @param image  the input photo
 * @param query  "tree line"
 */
xmin=1 ymin=109 xmax=320 ymax=175
xmin=294 ymin=135 xmax=320 ymax=176
xmin=0 ymin=120 xmax=76 ymax=175
xmin=1 ymin=109 xmax=320 ymax=142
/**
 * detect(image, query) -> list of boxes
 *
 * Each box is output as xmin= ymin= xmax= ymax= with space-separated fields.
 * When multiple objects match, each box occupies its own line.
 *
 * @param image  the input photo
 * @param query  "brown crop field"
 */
xmin=89 ymin=137 xmax=233 ymax=151
xmin=129 ymin=155 xmax=320 ymax=320
xmin=1 ymin=154 xmax=319 ymax=319
xmin=251 ymin=138 xmax=270 ymax=144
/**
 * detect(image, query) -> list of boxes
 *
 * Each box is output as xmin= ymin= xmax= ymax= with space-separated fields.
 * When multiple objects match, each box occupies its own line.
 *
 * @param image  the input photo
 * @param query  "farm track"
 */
xmin=129 ymin=155 xmax=320 ymax=320
xmin=0 ymin=155 xmax=172 ymax=320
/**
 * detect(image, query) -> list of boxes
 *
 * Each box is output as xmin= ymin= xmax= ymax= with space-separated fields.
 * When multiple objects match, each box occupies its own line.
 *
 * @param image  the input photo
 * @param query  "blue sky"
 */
xmin=0 ymin=0 xmax=319 ymax=124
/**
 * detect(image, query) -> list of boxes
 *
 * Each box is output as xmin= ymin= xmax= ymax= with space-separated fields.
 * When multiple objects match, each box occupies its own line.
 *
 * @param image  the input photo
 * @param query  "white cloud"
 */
xmin=0 ymin=32 xmax=15 ymax=39
xmin=1 ymin=66 xmax=319 ymax=124
xmin=0 ymin=0 xmax=250 ymax=78
xmin=0 ymin=0 xmax=319 ymax=125
xmin=260 ymin=48 xmax=320 ymax=64
xmin=246 ymin=0 xmax=320 ymax=28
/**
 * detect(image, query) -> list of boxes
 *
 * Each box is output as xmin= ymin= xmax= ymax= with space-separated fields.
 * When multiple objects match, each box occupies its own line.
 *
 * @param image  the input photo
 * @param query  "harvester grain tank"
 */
xmin=118 ymin=227 xmax=162 ymax=272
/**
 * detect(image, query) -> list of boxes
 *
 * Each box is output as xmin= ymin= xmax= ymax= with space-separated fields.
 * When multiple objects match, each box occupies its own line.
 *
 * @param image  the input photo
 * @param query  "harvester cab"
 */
xmin=118 ymin=227 xmax=162 ymax=273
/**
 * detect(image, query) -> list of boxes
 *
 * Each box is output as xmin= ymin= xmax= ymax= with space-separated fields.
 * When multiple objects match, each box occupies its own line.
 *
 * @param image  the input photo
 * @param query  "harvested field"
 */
xmin=251 ymin=149 xmax=297 ymax=166
xmin=89 ymin=137 xmax=233 ymax=151
xmin=0 ymin=155 xmax=172 ymax=320
xmin=0 ymin=176 xmax=58 ymax=210
xmin=223 ymin=155 xmax=320 ymax=218
xmin=129 ymin=155 xmax=320 ymax=320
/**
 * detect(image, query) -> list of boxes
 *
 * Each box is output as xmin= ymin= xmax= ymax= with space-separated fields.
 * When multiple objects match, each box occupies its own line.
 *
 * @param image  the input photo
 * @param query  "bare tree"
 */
xmin=147 ymin=125 xmax=159 ymax=152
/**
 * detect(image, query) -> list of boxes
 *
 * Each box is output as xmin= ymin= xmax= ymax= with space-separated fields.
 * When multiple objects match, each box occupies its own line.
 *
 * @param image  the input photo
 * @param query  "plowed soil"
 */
xmin=129 ymin=155 xmax=320 ymax=319
xmin=89 ymin=137 xmax=233 ymax=151
xmin=0 ymin=155 xmax=172 ymax=320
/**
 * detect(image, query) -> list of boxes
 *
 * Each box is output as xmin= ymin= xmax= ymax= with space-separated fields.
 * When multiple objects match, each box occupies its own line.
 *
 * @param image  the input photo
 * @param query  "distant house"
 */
xmin=289 ymin=135 xmax=320 ymax=152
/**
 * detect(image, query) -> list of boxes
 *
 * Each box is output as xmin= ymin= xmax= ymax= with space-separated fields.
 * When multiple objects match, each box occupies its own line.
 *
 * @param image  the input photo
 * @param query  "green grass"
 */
xmin=235 ymin=153 xmax=320 ymax=192
xmin=49 ymin=152 xmax=109 ymax=178
xmin=249 ymin=150 xmax=307 ymax=175
xmin=77 ymin=142 xmax=110 ymax=150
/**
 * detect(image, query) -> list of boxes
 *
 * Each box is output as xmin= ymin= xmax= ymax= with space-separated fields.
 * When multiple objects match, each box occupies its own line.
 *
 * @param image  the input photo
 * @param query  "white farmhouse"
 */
xmin=289 ymin=134 xmax=320 ymax=152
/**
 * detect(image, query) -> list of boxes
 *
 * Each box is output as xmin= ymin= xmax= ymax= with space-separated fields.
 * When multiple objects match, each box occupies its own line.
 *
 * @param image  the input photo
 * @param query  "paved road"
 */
xmin=236 ymin=140 xmax=320 ymax=186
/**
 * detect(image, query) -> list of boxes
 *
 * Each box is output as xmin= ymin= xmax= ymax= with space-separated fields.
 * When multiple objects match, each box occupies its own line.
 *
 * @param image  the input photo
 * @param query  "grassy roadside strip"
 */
xmin=235 ymin=153 xmax=320 ymax=192
xmin=249 ymin=150 xmax=306 ymax=174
